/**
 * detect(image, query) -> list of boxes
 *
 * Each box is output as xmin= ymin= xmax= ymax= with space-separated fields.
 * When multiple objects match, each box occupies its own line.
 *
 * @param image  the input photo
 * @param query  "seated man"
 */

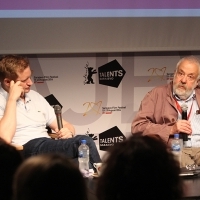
xmin=131 ymin=55 xmax=200 ymax=167
xmin=0 ymin=55 xmax=101 ymax=169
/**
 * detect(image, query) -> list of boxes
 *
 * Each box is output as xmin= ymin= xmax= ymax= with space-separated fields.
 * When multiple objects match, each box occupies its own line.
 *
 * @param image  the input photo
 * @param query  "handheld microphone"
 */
xmin=54 ymin=105 xmax=63 ymax=130
xmin=181 ymin=103 xmax=188 ymax=141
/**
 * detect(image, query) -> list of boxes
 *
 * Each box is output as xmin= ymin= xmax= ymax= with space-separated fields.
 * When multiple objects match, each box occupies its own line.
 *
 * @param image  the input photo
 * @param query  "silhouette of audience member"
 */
xmin=12 ymin=153 xmax=87 ymax=200
xmin=96 ymin=134 xmax=183 ymax=200
xmin=0 ymin=138 xmax=23 ymax=200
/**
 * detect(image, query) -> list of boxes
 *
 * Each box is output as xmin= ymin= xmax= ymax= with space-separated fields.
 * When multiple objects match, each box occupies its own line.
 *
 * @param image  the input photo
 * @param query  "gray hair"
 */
xmin=175 ymin=55 xmax=200 ymax=80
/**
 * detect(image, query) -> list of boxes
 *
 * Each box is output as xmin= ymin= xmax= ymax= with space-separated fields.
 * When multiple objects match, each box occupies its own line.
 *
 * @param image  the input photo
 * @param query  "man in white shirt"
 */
xmin=0 ymin=55 xmax=101 ymax=169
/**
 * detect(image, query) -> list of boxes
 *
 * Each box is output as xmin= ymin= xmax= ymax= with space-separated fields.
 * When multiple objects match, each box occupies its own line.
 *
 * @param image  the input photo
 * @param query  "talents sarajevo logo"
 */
xmin=99 ymin=126 xmax=126 ymax=151
xmin=98 ymin=59 xmax=126 ymax=88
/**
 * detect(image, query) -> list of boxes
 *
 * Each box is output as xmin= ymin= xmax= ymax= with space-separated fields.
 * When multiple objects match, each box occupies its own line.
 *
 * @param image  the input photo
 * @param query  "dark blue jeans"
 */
xmin=22 ymin=135 xmax=101 ymax=169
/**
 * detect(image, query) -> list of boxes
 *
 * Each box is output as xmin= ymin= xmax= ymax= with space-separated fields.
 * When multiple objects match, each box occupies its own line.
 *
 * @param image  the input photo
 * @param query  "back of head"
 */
xmin=0 ymin=139 xmax=23 ymax=200
xmin=13 ymin=153 xmax=87 ymax=200
xmin=96 ymin=134 xmax=183 ymax=200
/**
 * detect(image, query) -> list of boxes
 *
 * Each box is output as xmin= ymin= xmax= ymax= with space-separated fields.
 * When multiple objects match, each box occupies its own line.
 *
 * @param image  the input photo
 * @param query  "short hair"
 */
xmin=0 ymin=138 xmax=23 ymax=200
xmin=0 ymin=55 xmax=29 ymax=81
xmin=175 ymin=55 xmax=200 ymax=80
xmin=96 ymin=134 xmax=183 ymax=200
xmin=13 ymin=153 xmax=87 ymax=200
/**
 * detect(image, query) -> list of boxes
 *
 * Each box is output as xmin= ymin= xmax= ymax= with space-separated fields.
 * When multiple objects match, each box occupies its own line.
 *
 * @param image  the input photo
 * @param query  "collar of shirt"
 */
xmin=0 ymin=85 xmax=8 ymax=100
xmin=173 ymin=91 xmax=195 ymax=103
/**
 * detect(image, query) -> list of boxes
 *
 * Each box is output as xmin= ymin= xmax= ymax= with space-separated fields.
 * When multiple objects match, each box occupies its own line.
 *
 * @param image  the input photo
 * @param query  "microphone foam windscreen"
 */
xmin=181 ymin=103 xmax=188 ymax=112
xmin=54 ymin=105 xmax=62 ymax=114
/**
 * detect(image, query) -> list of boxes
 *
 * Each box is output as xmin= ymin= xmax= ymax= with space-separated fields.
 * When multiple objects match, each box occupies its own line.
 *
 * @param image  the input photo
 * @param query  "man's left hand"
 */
xmin=55 ymin=128 xmax=74 ymax=139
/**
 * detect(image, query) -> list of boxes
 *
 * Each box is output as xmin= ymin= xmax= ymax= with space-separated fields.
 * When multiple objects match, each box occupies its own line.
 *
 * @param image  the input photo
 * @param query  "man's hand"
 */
xmin=170 ymin=120 xmax=192 ymax=135
xmin=55 ymin=127 xmax=74 ymax=139
xmin=9 ymin=80 xmax=23 ymax=101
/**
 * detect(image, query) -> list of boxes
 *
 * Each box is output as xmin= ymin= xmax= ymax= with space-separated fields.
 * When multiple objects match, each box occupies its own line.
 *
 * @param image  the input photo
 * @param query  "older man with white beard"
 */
xmin=131 ymin=55 xmax=200 ymax=167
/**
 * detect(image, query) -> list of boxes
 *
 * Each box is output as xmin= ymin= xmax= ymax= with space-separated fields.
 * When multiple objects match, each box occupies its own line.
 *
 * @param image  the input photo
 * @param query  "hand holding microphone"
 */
xmin=54 ymin=105 xmax=74 ymax=139
xmin=170 ymin=103 xmax=192 ymax=138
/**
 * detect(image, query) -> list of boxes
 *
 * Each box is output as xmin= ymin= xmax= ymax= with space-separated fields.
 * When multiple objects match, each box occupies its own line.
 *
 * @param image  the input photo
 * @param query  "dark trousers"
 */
xmin=22 ymin=135 xmax=101 ymax=169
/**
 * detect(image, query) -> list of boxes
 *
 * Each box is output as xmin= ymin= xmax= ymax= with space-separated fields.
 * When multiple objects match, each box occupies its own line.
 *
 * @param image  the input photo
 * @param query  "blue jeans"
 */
xmin=22 ymin=135 xmax=101 ymax=169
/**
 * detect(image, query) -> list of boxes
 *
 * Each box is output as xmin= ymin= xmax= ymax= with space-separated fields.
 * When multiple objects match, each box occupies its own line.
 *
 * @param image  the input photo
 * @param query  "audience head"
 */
xmin=12 ymin=153 xmax=87 ymax=200
xmin=96 ymin=134 xmax=183 ymax=200
xmin=0 ymin=138 xmax=23 ymax=200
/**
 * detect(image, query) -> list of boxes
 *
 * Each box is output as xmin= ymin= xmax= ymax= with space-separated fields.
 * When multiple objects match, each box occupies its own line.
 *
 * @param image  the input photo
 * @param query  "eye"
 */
xmin=21 ymin=77 xmax=32 ymax=83
xmin=188 ymin=75 xmax=195 ymax=80
xmin=177 ymin=71 xmax=183 ymax=76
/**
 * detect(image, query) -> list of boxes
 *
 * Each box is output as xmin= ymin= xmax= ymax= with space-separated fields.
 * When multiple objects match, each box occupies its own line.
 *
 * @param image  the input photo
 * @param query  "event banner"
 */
xmin=28 ymin=53 xmax=199 ymax=157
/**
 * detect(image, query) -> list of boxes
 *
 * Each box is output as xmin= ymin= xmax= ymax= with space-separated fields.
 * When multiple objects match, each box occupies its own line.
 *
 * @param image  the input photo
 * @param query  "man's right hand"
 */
xmin=9 ymin=80 xmax=23 ymax=101
xmin=170 ymin=120 xmax=192 ymax=135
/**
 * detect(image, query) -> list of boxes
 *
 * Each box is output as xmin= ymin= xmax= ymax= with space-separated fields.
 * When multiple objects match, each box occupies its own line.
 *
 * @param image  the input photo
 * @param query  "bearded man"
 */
xmin=131 ymin=55 xmax=200 ymax=167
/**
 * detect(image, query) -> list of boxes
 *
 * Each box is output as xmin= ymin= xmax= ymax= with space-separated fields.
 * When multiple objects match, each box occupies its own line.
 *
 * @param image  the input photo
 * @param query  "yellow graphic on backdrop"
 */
xmin=147 ymin=67 xmax=166 ymax=82
xmin=83 ymin=101 xmax=102 ymax=116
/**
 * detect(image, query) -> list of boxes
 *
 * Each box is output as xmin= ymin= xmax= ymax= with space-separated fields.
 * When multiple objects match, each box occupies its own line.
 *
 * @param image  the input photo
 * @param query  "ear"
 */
xmin=196 ymin=79 xmax=200 ymax=88
xmin=3 ymin=78 xmax=11 ymax=86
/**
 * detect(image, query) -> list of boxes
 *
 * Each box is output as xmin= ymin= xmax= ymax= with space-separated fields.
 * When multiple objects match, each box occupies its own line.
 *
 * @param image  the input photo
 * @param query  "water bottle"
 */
xmin=78 ymin=139 xmax=89 ymax=177
xmin=171 ymin=134 xmax=182 ymax=166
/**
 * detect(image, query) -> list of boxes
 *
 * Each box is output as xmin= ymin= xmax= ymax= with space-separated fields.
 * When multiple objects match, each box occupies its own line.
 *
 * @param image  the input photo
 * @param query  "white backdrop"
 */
xmin=28 ymin=52 xmax=200 ymax=158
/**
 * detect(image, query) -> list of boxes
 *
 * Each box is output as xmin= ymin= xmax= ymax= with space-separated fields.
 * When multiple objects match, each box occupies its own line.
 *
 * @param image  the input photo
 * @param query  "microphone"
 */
xmin=54 ymin=105 xmax=63 ymax=130
xmin=181 ymin=103 xmax=188 ymax=141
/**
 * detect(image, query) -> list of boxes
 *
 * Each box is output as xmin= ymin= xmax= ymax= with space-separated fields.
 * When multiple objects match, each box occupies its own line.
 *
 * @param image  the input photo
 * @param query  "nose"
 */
xmin=26 ymin=77 xmax=33 ymax=86
xmin=180 ymin=75 xmax=187 ymax=83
